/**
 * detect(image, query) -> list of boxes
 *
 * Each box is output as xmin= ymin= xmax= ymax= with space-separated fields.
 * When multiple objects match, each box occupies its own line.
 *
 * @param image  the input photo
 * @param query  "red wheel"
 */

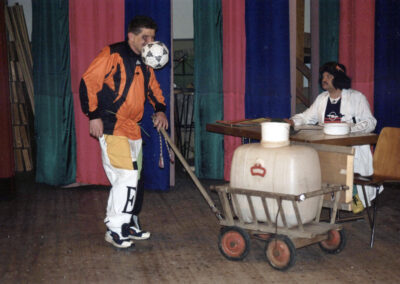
xmin=265 ymin=235 xmax=296 ymax=271
xmin=319 ymin=229 xmax=346 ymax=254
xmin=218 ymin=227 xmax=250 ymax=261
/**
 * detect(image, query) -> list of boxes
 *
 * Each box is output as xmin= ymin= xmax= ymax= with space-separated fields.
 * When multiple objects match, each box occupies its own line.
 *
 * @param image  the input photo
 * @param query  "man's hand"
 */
xmin=283 ymin=118 xmax=294 ymax=126
xmin=89 ymin=118 xmax=103 ymax=138
xmin=153 ymin=112 xmax=169 ymax=132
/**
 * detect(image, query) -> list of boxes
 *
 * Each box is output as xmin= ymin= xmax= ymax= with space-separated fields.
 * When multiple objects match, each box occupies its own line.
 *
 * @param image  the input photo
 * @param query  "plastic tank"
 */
xmin=230 ymin=122 xmax=321 ymax=227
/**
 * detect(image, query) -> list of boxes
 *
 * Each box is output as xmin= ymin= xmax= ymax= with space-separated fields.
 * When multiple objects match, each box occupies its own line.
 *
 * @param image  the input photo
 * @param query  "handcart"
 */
xmin=160 ymin=129 xmax=348 ymax=271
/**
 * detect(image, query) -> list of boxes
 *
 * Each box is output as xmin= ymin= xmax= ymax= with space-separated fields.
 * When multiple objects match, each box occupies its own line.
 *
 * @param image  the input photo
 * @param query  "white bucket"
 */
xmin=261 ymin=122 xmax=290 ymax=148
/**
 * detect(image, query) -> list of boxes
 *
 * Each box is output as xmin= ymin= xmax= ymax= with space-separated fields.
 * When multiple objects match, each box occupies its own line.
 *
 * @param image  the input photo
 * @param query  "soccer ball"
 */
xmin=141 ymin=41 xmax=169 ymax=69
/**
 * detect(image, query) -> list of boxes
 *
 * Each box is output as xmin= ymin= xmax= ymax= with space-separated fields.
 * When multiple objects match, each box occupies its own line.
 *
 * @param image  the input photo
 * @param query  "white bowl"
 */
xmin=323 ymin=123 xmax=350 ymax=135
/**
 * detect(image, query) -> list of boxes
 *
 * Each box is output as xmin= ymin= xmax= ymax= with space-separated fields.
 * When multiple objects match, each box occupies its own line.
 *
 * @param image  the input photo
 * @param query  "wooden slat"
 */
xmin=22 ymin=149 xmax=33 ymax=171
xmin=246 ymin=195 xmax=258 ymax=225
xmin=16 ymin=82 xmax=25 ymax=103
xmin=217 ymin=191 xmax=234 ymax=226
xmin=6 ymin=6 xmax=34 ymax=115
xmin=12 ymin=104 xmax=20 ymax=125
xmin=9 ymin=60 xmax=17 ymax=81
xmin=13 ymin=126 xmax=22 ymax=148
xmin=10 ymin=82 xmax=18 ymax=103
xmin=19 ymin=104 xmax=27 ymax=124
xmin=19 ymin=126 xmax=29 ymax=148
xmin=15 ymin=4 xmax=33 ymax=67
xmin=16 ymin=61 xmax=24 ymax=82
xmin=15 ymin=149 xmax=24 ymax=172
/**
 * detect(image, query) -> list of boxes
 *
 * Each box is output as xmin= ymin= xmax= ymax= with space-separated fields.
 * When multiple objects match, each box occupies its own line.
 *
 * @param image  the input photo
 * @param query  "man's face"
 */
xmin=128 ymin=28 xmax=155 ymax=54
xmin=321 ymin=72 xmax=335 ymax=91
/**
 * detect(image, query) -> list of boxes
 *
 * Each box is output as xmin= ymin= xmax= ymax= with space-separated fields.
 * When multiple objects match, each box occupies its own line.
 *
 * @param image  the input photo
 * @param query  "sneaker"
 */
xmin=352 ymin=194 xmax=364 ymax=214
xmin=105 ymin=230 xmax=133 ymax=248
xmin=122 ymin=223 xmax=151 ymax=240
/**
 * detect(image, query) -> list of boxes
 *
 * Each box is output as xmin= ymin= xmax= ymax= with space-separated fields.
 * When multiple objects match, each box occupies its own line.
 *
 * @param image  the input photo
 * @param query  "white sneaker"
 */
xmin=105 ymin=231 xmax=133 ymax=248
xmin=122 ymin=224 xmax=151 ymax=240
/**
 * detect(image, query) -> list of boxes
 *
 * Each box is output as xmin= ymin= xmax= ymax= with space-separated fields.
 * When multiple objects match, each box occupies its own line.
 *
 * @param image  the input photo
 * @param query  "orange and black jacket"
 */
xmin=79 ymin=41 xmax=166 ymax=140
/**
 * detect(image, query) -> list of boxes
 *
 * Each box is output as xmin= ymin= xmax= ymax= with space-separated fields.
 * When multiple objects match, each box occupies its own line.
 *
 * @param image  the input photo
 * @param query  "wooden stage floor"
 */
xmin=1 ymin=170 xmax=400 ymax=283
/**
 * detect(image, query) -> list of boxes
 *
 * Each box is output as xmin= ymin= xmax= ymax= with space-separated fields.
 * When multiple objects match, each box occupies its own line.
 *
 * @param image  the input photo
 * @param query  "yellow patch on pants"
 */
xmin=104 ymin=135 xmax=133 ymax=170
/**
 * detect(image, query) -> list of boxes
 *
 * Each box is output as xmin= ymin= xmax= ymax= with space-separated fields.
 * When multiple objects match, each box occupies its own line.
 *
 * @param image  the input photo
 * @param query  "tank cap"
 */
xmin=260 ymin=122 xmax=290 ymax=148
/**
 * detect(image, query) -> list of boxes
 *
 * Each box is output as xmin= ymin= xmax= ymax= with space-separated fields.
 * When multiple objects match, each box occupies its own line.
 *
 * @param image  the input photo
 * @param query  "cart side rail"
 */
xmin=210 ymin=184 xmax=347 ymax=237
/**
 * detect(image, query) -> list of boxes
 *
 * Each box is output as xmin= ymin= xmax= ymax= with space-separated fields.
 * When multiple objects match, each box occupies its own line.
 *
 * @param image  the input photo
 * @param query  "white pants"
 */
xmin=99 ymin=135 xmax=142 ymax=235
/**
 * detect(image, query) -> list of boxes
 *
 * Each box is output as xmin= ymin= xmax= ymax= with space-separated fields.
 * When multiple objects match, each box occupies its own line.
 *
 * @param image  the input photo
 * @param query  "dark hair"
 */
xmin=319 ymin=61 xmax=351 ymax=90
xmin=128 ymin=15 xmax=158 ymax=34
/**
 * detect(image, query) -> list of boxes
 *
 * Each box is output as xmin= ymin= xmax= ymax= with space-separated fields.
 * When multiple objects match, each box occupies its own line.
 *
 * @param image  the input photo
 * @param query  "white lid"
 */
xmin=323 ymin=123 xmax=350 ymax=135
xmin=261 ymin=122 xmax=290 ymax=148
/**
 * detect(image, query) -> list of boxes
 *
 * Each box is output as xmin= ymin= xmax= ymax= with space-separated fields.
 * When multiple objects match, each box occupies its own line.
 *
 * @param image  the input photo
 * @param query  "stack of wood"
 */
xmin=5 ymin=4 xmax=34 ymax=172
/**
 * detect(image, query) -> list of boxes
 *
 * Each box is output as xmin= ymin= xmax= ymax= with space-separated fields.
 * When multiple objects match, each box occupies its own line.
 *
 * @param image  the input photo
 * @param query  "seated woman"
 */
xmin=285 ymin=62 xmax=380 ymax=213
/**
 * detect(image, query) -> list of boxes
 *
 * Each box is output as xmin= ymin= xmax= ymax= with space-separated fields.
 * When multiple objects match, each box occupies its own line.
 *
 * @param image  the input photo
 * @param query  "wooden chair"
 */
xmin=354 ymin=127 xmax=400 ymax=248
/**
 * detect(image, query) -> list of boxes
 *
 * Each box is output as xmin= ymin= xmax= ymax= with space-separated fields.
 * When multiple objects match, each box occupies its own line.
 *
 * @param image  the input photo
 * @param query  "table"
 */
xmin=206 ymin=122 xmax=379 ymax=212
xmin=206 ymin=123 xmax=378 ymax=146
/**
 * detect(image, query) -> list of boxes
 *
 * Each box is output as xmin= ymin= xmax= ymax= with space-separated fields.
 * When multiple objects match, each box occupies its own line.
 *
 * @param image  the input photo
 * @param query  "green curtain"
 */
xmin=193 ymin=0 xmax=224 ymax=179
xmin=32 ymin=0 xmax=76 ymax=185
xmin=319 ymin=0 xmax=339 ymax=67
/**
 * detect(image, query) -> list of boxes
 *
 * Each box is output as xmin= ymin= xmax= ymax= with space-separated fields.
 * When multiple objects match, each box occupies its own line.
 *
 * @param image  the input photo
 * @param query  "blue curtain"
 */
xmin=245 ymin=0 xmax=291 ymax=119
xmin=125 ymin=0 xmax=171 ymax=190
xmin=374 ymin=0 xmax=400 ymax=133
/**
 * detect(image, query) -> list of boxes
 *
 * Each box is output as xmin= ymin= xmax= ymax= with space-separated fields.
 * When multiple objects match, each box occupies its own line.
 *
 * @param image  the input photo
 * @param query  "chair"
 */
xmin=354 ymin=127 xmax=400 ymax=248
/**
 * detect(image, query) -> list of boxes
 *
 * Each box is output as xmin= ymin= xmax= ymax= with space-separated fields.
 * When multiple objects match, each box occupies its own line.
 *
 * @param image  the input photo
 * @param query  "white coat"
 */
xmin=291 ymin=89 xmax=381 ymax=206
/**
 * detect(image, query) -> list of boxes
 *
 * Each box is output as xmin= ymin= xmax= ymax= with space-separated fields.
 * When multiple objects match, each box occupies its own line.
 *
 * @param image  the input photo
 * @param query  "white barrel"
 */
xmin=230 ymin=122 xmax=321 ymax=227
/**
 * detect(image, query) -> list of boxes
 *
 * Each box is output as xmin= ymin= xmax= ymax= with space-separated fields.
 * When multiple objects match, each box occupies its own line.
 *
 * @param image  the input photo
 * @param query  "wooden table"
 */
xmin=206 ymin=122 xmax=379 ymax=211
xmin=206 ymin=123 xmax=378 ymax=146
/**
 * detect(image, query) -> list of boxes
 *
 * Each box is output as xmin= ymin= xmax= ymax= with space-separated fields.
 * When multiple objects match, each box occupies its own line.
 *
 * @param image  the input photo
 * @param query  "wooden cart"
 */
xmin=210 ymin=183 xmax=348 ymax=271
xmin=160 ymin=129 xmax=349 ymax=271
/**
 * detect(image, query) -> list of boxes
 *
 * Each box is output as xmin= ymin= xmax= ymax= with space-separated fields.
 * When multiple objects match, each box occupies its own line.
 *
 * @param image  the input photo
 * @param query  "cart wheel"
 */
xmin=218 ymin=226 xmax=250 ymax=261
xmin=265 ymin=235 xmax=296 ymax=271
xmin=319 ymin=229 xmax=346 ymax=254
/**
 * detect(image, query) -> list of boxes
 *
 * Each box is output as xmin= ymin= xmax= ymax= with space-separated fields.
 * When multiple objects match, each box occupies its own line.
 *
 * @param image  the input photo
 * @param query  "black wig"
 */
xmin=319 ymin=62 xmax=351 ymax=90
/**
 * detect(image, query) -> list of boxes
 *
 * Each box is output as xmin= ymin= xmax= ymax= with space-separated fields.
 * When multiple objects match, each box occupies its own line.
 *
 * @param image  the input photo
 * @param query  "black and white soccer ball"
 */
xmin=141 ymin=41 xmax=169 ymax=69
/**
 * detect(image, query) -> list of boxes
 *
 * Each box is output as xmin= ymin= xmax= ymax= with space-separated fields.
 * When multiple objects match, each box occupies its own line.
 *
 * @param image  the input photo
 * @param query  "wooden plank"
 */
xmin=12 ymin=104 xmax=20 ymax=125
xmin=231 ymin=194 xmax=245 ymax=225
xmin=246 ymin=195 xmax=258 ymax=225
xmin=217 ymin=192 xmax=234 ymax=226
xmin=22 ymin=149 xmax=33 ymax=171
xmin=4 ymin=6 xmax=14 ymax=41
xmin=7 ymin=41 xmax=17 ymax=61
xmin=19 ymin=104 xmax=27 ymax=124
xmin=15 ymin=149 xmax=24 ymax=172
xmin=319 ymin=151 xmax=353 ymax=203
xmin=219 ymin=219 xmax=340 ymax=239
xmin=16 ymin=61 xmax=24 ymax=82
xmin=19 ymin=126 xmax=30 ymax=148
xmin=10 ymin=82 xmax=18 ymax=103
xmin=9 ymin=60 xmax=17 ymax=81
xmin=15 ymin=5 xmax=33 ymax=67
xmin=16 ymin=82 xmax=25 ymax=103
xmin=13 ymin=126 xmax=22 ymax=148
xmin=206 ymin=123 xmax=379 ymax=146
xmin=7 ymin=6 xmax=34 ymax=115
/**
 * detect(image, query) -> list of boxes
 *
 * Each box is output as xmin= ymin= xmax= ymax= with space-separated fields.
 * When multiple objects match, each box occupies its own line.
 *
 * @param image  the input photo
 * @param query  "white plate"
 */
xmin=323 ymin=123 xmax=350 ymax=135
